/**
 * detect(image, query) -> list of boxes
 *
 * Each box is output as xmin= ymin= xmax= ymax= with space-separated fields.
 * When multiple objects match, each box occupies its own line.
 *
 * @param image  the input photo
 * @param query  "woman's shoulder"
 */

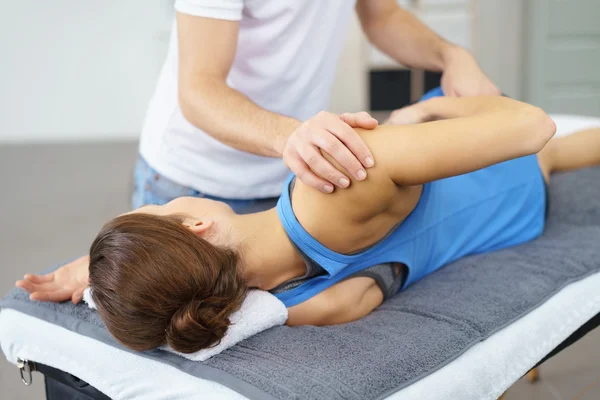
xmin=287 ymin=165 xmax=420 ymax=254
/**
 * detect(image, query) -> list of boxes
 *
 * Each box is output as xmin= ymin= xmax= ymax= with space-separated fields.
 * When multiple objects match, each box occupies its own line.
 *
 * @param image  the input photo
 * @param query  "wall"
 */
xmin=475 ymin=0 xmax=524 ymax=100
xmin=0 ymin=1 xmax=173 ymax=143
xmin=0 ymin=1 xmax=525 ymax=143
xmin=328 ymin=14 xmax=369 ymax=114
xmin=524 ymin=0 xmax=600 ymax=116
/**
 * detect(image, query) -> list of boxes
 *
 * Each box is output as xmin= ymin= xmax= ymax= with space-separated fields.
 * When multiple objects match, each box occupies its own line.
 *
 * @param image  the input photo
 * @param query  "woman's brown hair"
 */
xmin=88 ymin=213 xmax=247 ymax=353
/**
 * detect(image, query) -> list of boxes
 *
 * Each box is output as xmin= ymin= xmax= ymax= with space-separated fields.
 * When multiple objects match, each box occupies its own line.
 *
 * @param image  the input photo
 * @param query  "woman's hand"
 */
xmin=385 ymin=103 xmax=432 ymax=125
xmin=15 ymin=255 xmax=90 ymax=304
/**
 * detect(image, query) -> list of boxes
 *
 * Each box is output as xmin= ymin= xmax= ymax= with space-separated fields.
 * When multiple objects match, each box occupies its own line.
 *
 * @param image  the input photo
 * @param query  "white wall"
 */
xmin=328 ymin=14 xmax=369 ymax=114
xmin=475 ymin=0 xmax=524 ymax=100
xmin=523 ymin=0 xmax=600 ymax=116
xmin=0 ymin=1 xmax=173 ymax=143
xmin=1 ymin=1 xmax=526 ymax=143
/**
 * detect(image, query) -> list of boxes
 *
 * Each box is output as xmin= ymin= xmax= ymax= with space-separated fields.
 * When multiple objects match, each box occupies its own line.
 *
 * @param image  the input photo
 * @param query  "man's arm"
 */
xmin=356 ymin=0 xmax=500 ymax=97
xmin=177 ymin=14 xmax=297 ymax=158
xmin=177 ymin=13 xmax=377 ymax=193
xmin=356 ymin=0 xmax=449 ymax=71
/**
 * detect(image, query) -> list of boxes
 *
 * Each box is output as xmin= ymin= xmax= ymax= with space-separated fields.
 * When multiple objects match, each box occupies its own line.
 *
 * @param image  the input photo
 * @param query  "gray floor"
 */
xmin=0 ymin=142 xmax=599 ymax=399
xmin=0 ymin=142 xmax=136 ymax=399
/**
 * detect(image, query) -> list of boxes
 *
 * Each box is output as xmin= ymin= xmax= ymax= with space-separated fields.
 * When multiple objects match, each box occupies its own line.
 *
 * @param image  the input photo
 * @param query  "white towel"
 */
xmin=83 ymin=288 xmax=288 ymax=361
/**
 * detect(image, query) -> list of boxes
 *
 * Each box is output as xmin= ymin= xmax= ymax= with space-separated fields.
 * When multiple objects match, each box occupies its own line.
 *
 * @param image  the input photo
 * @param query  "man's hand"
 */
xmin=16 ymin=255 xmax=90 ymax=304
xmin=441 ymin=46 xmax=501 ymax=97
xmin=387 ymin=48 xmax=500 ymax=125
xmin=281 ymin=111 xmax=378 ymax=193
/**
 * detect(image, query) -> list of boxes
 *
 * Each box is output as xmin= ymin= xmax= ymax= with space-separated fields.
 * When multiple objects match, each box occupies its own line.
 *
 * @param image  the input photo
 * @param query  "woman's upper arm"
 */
xmin=362 ymin=104 xmax=554 ymax=186
xmin=286 ymin=277 xmax=384 ymax=326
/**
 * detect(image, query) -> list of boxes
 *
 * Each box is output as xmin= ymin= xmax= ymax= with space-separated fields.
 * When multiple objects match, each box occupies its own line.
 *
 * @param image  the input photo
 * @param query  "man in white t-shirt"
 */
xmin=134 ymin=0 xmax=499 ymax=213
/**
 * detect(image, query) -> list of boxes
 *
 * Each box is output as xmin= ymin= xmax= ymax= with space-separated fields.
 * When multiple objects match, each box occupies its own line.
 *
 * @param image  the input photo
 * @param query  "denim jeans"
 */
xmin=131 ymin=156 xmax=279 ymax=214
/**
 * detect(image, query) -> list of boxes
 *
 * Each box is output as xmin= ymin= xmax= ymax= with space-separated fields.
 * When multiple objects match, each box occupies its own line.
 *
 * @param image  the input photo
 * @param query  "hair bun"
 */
xmin=165 ymin=298 xmax=230 ymax=353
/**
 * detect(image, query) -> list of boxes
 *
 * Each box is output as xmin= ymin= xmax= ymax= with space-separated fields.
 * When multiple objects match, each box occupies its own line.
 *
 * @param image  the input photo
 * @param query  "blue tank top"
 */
xmin=274 ymin=152 xmax=546 ymax=308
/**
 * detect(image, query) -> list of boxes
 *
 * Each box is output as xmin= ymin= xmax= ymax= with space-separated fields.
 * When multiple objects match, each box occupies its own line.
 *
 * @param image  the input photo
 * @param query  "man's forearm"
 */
xmin=179 ymin=77 xmax=300 ymax=158
xmin=359 ymin=5 xmax=456 ymax=71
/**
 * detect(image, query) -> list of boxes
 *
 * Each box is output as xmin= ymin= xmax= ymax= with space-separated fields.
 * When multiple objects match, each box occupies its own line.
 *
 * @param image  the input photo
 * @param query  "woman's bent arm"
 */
xmin=286 ymin=277 xmax=384 ymax=326
xmin=361 ymin=96 xmax=556 ymax=186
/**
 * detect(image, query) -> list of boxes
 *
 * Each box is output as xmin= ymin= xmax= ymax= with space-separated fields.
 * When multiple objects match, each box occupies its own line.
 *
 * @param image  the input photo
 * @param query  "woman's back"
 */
xmin=277 ymin=144 xmax=547 ymax=307
xmin=287 ymin=97 xmax=552 ymax=256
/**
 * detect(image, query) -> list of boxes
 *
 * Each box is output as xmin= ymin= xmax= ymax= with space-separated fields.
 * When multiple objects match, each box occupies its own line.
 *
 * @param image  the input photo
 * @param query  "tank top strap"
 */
xmin=276 ymin=175 xmax=366 ymax=277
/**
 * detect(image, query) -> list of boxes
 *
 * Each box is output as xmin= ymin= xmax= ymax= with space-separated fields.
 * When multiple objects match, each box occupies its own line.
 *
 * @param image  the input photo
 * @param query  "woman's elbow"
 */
xmin=524 ymin=106 xmax=557 ymax=154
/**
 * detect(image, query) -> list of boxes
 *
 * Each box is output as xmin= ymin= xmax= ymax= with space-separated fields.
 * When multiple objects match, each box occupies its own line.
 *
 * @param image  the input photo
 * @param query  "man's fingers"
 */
xmin=325 ymin=118 xmax=373 ymax=173
xmin=355 ymin=111 xmax=379 ymax=129
xmin=286 ymin=110 xmax=378 ymax=192
xmin=340 ymin=112 xmax=378 ymax=129
xmin=285 ymin=153 xmax=334 ymax=193
xmin=324 ymin=113 xmax=374 ymax=169
xmin=297 ymin=143 xmax=348 ymax=187
xmin=24 ymin=273 xmax=54 ymax=284
xmin=298 ymin=142 xmax=350 ymax=188
xmin=311 ymin=132 xmax=364 ymax=183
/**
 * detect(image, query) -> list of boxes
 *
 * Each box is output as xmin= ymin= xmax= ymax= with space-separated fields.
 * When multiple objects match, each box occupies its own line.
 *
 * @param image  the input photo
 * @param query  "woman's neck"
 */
xmin=230 ymin=209 xmax=306 ymax=290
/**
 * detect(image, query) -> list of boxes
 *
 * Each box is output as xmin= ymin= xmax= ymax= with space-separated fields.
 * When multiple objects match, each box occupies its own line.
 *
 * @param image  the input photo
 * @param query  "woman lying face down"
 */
xmin=17 ymin=96 xmax=600 ymax=354
xmin=89 ymin=208 xmax=247 ymax=354
xmin=87 ymin=193 xmax=392 ymax=354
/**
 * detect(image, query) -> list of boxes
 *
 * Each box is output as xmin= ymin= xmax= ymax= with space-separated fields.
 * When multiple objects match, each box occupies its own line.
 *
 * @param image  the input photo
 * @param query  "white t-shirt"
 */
xmin=139 ymin=0 xmax=356 ymax=199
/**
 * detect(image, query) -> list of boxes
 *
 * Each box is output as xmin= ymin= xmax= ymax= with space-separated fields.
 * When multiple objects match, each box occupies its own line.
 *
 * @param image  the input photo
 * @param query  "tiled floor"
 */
xmin=0 ymin=142 xmax=599 ymax=399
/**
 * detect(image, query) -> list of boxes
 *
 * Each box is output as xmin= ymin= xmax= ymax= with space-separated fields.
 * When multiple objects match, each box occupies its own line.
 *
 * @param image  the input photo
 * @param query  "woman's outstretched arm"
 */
xmin=361 ymin=96 xmax=557 ymax=186
xmin=16 ymin=255 xmax=89 ymax=304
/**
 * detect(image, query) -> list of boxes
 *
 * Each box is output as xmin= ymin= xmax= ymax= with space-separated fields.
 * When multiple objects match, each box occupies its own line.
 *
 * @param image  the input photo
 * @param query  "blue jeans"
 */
xmin=131 ymin=156 xmax=279 ymax=214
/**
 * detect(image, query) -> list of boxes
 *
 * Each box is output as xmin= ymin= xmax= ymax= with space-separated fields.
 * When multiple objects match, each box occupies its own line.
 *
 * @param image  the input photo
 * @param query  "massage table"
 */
xmin=2 ymin=114 xmax=600 ymax=400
